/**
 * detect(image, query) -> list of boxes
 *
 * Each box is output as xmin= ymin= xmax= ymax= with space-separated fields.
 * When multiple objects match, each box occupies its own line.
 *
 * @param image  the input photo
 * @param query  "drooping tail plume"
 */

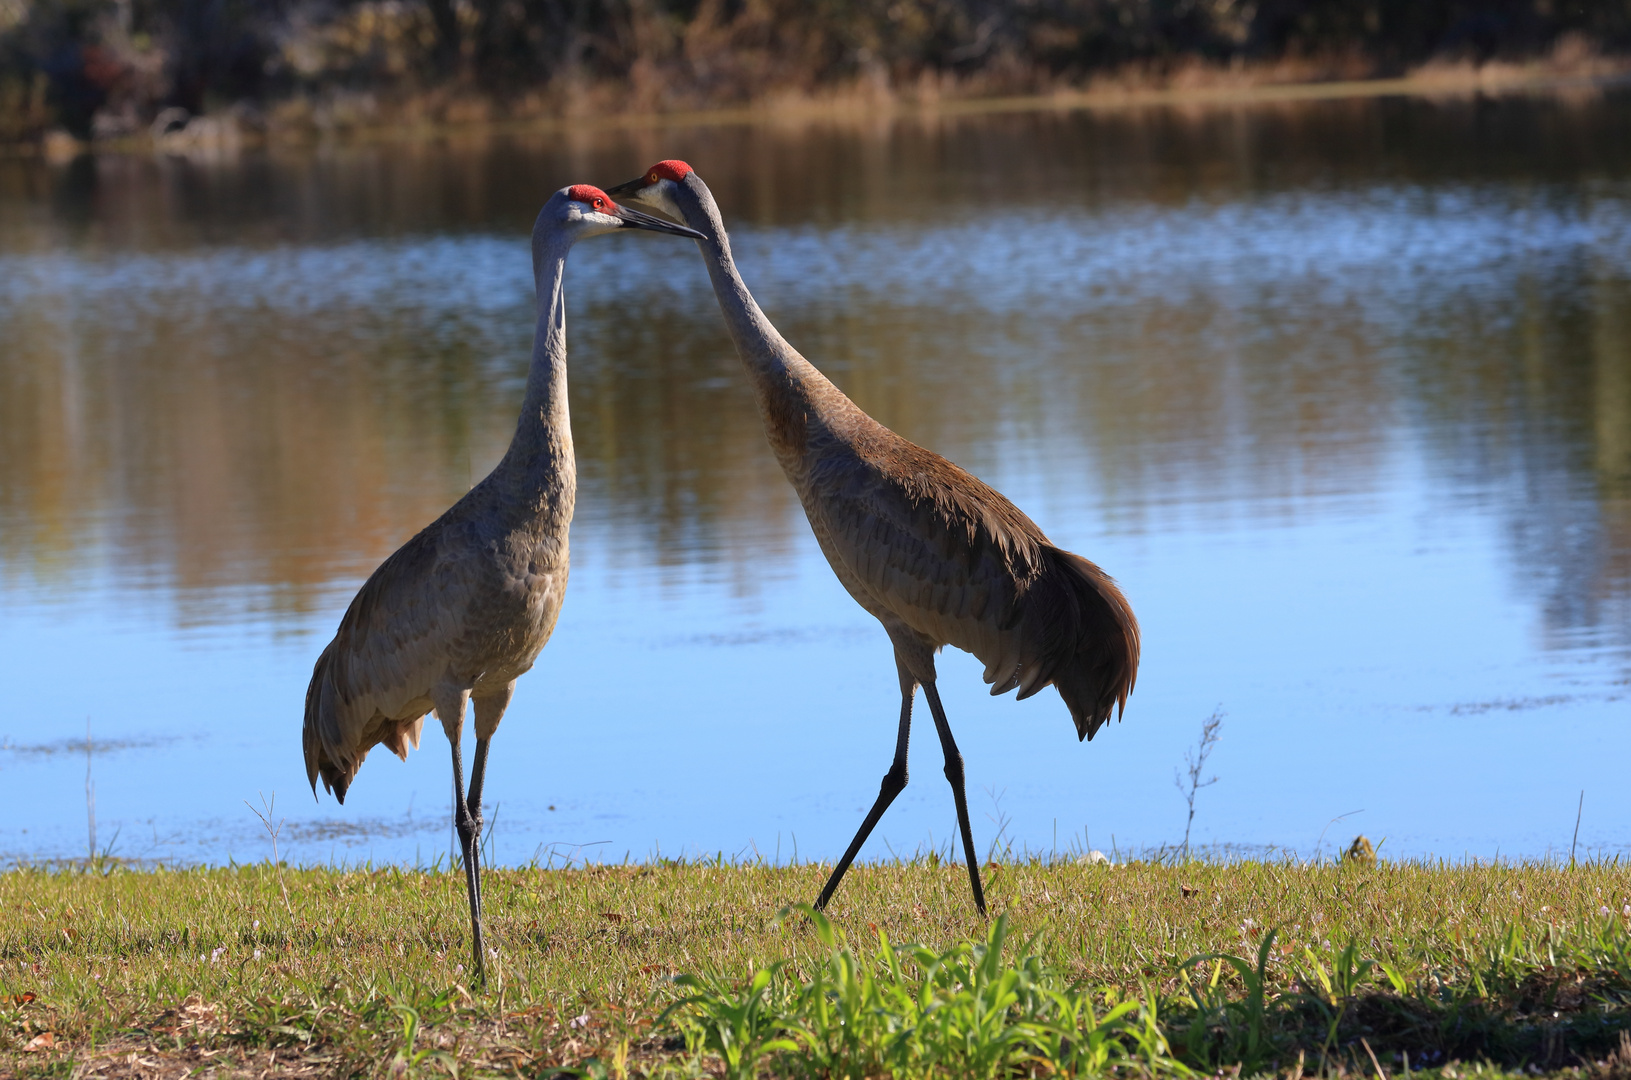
xmin=1028 ymin=546 xmax=1140 ymax=741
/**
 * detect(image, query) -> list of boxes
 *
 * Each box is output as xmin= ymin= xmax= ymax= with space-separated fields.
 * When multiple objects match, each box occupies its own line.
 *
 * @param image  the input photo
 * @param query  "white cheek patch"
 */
xmin=639 ymin=183 xmax=683 ymax=221
xmin=661 ymin=185 xmax=686 ymax=219
xmin=565 ymin=206 xmax=621 ymax=231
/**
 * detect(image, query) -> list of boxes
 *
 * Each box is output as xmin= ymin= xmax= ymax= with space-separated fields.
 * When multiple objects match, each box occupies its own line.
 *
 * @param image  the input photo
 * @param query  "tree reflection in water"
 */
xmin=2 ymin=94 xmax=1627 ymax=654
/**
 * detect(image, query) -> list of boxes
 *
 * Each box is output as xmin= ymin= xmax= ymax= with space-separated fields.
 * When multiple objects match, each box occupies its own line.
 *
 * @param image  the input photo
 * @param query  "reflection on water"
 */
xmin=1 ymin=94 xmax=1628 ymax=866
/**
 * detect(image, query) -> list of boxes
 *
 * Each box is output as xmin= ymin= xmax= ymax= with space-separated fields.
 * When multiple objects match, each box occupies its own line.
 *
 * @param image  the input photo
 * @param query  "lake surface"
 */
xmin=2 ymin=92 xmax=1628 ymax=869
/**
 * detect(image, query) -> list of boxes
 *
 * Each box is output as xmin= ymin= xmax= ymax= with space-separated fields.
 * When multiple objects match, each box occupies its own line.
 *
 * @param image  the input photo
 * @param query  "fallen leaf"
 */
xmin=22 ymin=1031 xmax=54 ymax=1052
xmin=599 ymin=912 xmax=623 ymax=923
xmin=11 ymin=991 xmax=36 ymax=1005
xmin=1181 ymin=884 xmax=1199 ymax=899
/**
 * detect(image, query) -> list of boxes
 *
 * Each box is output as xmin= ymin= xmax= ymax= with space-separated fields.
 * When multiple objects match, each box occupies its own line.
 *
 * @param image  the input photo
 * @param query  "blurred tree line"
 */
xmin=2 ymin=0 xmax=1628 ymax=140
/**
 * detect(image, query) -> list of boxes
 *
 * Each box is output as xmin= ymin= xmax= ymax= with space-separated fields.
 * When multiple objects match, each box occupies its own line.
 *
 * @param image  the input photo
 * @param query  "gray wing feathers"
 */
xmin=303 ymin=525 xmax=461 ymax=800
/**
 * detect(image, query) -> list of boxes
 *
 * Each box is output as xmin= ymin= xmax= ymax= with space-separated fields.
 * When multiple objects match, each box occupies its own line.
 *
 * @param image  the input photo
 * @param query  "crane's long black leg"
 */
xmin=465 ymin=736 xmax=492 ymax=920
xmin=921 ymin=680 xmax=986 ymax=916
xmin=460 ymin=684 xmax=511 ymax=986
xmin=815 ymin=668 xmax=916 ymax=912
xmin=448 ymin=736 xmax=487 ymax=987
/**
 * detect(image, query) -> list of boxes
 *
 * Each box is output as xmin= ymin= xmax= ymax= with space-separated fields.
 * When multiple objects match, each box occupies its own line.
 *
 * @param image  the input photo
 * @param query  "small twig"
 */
xmin=245 ymin=792 xmax=293 ymax=919
xmin=983 ymin=785 xmax=1013 ymax=864
xmin=480 ymin=802 xmax=500 ymax=866
xmin=1570 ymin=790 xmax=1585 ymax=868
xmin=1315 ymin=808 xmax=1366 ymax=863
xmin=1362 ymin=1036 xmax=1388 ymax=1080
xmin=1175 ymin=708 xmax=1223 ymax=859
xmin=85 ymin=717 xmax=96 ymax=866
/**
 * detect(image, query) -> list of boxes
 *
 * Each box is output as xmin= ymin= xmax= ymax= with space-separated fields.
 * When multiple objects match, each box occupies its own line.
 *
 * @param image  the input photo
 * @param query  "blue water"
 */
xmin=1 ymin=102 xmax=1627 ymax=867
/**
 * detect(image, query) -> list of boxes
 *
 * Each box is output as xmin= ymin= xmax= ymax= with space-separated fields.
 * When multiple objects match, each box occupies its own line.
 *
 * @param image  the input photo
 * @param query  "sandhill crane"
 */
xmin=607 ymin=162 xmax=1139 ymax=915
xmin=302 ymin=185 xmax=703 ymax=984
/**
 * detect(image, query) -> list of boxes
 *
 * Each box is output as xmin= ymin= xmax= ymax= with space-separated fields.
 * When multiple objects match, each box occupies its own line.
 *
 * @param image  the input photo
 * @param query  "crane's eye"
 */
xmin=649 ymin=172 xmax=659 ymax=183
xmin=593 ymin=197 xmax=604 ymax=209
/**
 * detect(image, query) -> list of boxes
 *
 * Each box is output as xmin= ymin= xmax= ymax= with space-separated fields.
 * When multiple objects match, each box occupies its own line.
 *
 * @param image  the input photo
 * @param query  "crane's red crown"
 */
xmin=565 ymin=184 xmax=615 ymax=211
xmin=645 ymin=160 xmax=694 ymax=184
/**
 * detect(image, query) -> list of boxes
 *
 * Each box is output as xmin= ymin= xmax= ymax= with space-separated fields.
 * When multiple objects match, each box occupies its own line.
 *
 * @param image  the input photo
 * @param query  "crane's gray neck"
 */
xmin=675 ymin=177 xmax=828 ymax=393
xmin=495 ymin=231 xmax=576 ymax=504
xmin=674 ymin=176 xmax=846 ymax=457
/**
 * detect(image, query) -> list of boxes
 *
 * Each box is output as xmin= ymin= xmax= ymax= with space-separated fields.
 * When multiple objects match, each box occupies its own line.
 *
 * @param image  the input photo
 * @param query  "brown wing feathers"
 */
xmin=837 ymin=426 xmax=1138 ymax=740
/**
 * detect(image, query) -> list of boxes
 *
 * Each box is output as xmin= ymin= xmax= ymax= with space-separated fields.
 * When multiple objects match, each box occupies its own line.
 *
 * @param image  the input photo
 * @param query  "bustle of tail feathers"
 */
xmin=1025 ymin=546 xmax=1140 ymax=741
xmin=303 ymin=644 xmax=426 ymax=805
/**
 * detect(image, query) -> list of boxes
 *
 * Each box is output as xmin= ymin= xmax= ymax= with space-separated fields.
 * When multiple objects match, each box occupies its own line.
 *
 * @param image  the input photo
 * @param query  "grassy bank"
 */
xmin=3 ymin=858 xmax=1630 ymax=1077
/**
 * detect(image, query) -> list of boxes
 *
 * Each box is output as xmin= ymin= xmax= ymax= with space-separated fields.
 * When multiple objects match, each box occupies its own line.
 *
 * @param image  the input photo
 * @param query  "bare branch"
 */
xmin=1178 ymin=708 xmax=1224 ymax=860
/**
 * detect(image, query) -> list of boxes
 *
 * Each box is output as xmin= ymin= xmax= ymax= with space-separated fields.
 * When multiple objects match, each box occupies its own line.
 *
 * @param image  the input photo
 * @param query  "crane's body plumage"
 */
xmin=302 ymin=207 xmax=579 ymax=804
xmin=798 ymin=407 xmax=1136 ymax=738
xmin=610 ymin=162 xmax=1138 ymax=913
xmin=300 ymin=185 xmax=702 ymax=983
xmin=302 ymin=465 xmax=571 ymax=799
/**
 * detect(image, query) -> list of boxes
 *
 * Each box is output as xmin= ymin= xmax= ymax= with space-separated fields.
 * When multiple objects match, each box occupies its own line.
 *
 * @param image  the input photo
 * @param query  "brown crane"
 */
xmin=302 ymin=185 xmax=702 ymax=984
xmin=607 ymin=161 xmax=1139 ymax=915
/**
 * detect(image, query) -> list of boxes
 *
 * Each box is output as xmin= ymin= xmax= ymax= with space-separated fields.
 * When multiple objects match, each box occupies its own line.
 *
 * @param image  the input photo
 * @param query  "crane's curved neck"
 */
xmin=676 ymin=179 xmax=849 ymax=462
xmin=496 ymin=231 xmax=576 ymax=507
xmin=681 ymin=187 xmax=797 ymax=365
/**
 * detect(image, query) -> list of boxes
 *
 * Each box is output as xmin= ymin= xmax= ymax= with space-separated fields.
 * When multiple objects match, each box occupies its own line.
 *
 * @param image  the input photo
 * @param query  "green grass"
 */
xmin=2 ymin=857 xmax=1629 ymax=1077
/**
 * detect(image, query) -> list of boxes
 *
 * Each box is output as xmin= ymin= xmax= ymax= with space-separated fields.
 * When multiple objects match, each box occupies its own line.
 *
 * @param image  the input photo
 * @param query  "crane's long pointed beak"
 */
xmin=605 ymin=176 xmax=651 ymax=202
xmin=614 ymin=201 xmax=703 ymax=239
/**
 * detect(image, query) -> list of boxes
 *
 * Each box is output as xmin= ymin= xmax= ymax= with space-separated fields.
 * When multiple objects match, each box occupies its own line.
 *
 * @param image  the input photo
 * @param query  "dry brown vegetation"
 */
xmin=5 ymin=1 xmax=1631 ymax=147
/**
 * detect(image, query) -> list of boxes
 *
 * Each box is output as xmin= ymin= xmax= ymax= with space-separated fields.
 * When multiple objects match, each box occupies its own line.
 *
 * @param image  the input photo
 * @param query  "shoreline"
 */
xmin=9 ymin=62 xmax=1630 ymax=162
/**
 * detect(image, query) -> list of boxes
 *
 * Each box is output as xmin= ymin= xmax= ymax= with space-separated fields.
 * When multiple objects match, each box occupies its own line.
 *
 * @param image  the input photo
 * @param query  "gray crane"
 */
xmin=302 ymin=184 xmax=703 ymax=984
xmin=608 ymin=161 xmax=1139 ymax=915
